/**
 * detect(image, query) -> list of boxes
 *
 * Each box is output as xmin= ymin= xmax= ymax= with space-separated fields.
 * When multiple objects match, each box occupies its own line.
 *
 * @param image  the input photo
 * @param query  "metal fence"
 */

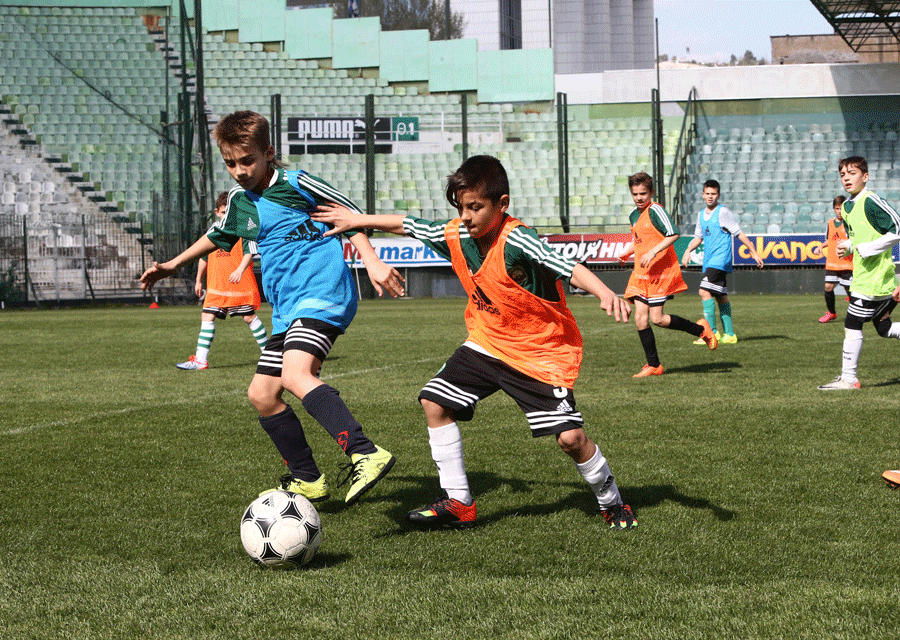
xmin=0 ymin=213 xmax=157 ymax=305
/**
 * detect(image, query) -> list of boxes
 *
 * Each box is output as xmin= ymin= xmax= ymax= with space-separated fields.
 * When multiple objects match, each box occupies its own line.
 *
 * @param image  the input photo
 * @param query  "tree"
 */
xmin=289 ymin=1 xmax=465 ymax=40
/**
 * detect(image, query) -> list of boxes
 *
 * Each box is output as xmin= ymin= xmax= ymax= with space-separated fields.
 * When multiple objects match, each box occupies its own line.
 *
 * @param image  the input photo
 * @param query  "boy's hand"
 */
xmin=893 ymin=284 xmax=900 ymax=302
xmin=228 ymin=268 xmax=243 ymax=283
xmin=639 ymin=250 xmax=656 ymax=269
xmin=194 ymin=281 xmax=203 ymax=297
xmin=140 ymin=261 xmax=177 ymax=291
xmin=681 ymin=253 xmax=691 ymax=268
xmin=312 ymin=203 xmax=361 ymax=237
xmin=365 ymin=259 xmax=406 ymax=298
xmin=836 ymin=239 xmax=852 ymax=258
xmin=598 ymin=290 xmax=631 ymax=323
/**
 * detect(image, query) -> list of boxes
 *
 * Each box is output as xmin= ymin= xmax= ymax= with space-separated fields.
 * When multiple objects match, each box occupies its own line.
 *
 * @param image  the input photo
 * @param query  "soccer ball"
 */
xmin=240 ymin=490 xmax=322 ymax=568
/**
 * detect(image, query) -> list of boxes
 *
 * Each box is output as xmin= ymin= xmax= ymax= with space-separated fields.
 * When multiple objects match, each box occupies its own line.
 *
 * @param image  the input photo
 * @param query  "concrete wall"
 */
xmin=555 ymin=62 xmax=900 ymax=104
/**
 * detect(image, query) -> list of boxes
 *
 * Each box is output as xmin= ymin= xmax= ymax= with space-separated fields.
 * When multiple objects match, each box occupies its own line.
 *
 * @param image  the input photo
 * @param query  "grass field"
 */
xmin=2 ymin=294 xmax=899 ymax=639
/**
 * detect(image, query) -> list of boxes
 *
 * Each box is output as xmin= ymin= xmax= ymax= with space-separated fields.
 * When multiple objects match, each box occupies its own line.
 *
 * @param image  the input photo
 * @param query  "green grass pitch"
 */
xmin=1 ymin=294 xmax=899 ymax=639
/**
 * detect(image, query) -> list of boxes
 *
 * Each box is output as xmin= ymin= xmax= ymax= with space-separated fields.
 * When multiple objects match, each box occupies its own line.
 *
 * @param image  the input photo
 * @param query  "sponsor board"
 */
xmin=342 ymin=237 xmax=450 ymax=268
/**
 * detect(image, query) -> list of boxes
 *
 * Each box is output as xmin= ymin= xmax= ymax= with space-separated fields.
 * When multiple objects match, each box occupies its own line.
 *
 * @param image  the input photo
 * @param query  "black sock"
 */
xmin=302 ymin=384 xmax=377 ymax=457
xmin=668 ymin=314 xmax=703 ymax=336
xmin=258 ymin=405 xmax=320 ymax=481
xmin=638 ymin=327 xmax=661 ymax=367
xmin=825 ymin=290 xmax=836 ymax=314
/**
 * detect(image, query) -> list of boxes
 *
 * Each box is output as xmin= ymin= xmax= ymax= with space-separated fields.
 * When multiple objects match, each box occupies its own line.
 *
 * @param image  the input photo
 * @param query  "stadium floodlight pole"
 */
xmin=445 ymin=0 xmax=451 ymax=39
xmin=365 ymin=93 xmax=376 ymax=221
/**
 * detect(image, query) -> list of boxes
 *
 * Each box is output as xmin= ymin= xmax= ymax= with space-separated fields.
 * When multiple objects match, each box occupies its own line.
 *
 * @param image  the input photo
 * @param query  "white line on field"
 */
xmin=3 ymin=357 xmax=444 ymax=436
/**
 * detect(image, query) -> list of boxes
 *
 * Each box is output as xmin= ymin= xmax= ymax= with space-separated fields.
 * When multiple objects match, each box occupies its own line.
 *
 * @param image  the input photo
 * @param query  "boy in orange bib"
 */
xmin=814 ymin=195 xmax=852 ymax=323
xmin=176 ymin=192 xmax=268 ymax=370
xmin=617 ymin=172 xmax=717 ymax=377
xmin=313 ymin=155 xmax=638 ymax=530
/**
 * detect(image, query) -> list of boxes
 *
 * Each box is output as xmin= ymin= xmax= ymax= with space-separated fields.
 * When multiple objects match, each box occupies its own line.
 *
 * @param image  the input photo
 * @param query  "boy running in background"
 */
xmin=177 ymin=191 xmax=268 ymax=370
xmin=141 ymin=111 xmax=404 ymax=504
xmin=618 ymin=172 xmax=717 ymax=377
xmin=814 ymin=195 xmax=851 ymax=323
xmin=313 ymin=155 xmax=638 ymax=530
xmin=681 ymin=179 xmax=764 ymax=344
xmin=818 ymin=156 xmax=900 ymax=390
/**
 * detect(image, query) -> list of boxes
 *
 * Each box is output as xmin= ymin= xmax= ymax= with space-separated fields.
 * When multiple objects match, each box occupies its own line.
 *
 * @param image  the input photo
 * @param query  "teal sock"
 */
xmin=719 ymin=300 xmax=734 ymax=336
xmin=702 ymin=298 xmax=717 ymax=333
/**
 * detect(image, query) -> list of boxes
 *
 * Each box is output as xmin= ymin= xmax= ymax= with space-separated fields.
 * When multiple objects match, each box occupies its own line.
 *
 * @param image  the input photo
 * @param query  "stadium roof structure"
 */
xmin=810 ymin=1 xmax=900 ymax=52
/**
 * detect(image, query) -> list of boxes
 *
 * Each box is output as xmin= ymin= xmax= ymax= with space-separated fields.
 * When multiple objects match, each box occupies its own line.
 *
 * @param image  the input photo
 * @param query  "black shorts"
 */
xmin=418 ymin=345 xmax=584 ymax=437
xmin=631 ymin=294 xmax=672 ymax=308
xmin=202 ymin=304 xmax=257 ymax=319
xmin=824 ymin=270 xmax=853 ymax=288
xmin=256 ymin=318 xmax=343 ymax=377
xmin=845 ymin=295 xmax=896 ymax=330
xmin=699 ymin=267 xmax=728 ymax=296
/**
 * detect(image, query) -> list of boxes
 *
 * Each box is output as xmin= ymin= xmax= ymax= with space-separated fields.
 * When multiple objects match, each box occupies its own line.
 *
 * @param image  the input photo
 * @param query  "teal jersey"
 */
xmin=402 ymin=214 xmax=577 ymax=302
xmin=207 ymin=168 xmax=362 ymax=334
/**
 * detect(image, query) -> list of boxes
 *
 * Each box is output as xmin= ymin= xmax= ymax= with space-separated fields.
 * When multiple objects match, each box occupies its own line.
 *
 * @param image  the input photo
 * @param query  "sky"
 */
xmin=654 ymin=0 xmax=836 ymax=64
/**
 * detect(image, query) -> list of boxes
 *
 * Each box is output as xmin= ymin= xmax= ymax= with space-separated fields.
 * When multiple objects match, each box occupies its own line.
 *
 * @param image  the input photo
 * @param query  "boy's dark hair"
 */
xmin=445 ymin=155 xmax=509 ymax=208
xmin=215 ymin=191 xmax=229 ymax=209
xmin=703 ymin=179 xmax=721 ymax=192
xmin=839 ymin=156 xmax=868 ymax=174
xmin=214 ymin=110 xmax=271 ymax=153
xmin=627 ymin=171 xmax=654 ymax=192
xmin=832 ymin=195 xmax=847 ymax=207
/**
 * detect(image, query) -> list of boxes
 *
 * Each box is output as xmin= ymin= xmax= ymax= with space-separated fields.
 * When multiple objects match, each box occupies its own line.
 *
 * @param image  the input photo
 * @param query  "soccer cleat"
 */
xmin=818 ymin=311 xmax=838 ymax=323
xmin=337 ymin=445 xmax=396 ymax=504
xmin=817 ymin=376 xmax=861 ymax=390
xmin=406 ymin=493 xmax=477 ymax=528
xmin=882 ymin=470 xmax=900 ymax=489
xmin=259 ymin=473 xmax=330 ymax=502
xmin=599 ymin=503 xmax=637 ymax=530
xmin=697 ymin=318 xmax=718 ymax=350
xmin=719 ymin=333 xmax=738 ymax=344
xmin=633 ymin=364 xmax=664 ymax=378
xmin=693 ymin=330 xmax=722 ymax=345
xmin=176 ymin=355 xmax=208 ymax=370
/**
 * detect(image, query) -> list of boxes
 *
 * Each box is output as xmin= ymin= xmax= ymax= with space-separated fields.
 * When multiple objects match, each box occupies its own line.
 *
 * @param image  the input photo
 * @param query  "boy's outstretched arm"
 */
xmin=346 ymin=232 xmax=406 ymax=298
xmin=681 ymin=237 xmax=702 ymax=267
xmin=570 ymin=263 xmax=631 ymax=323
xmin=140 ymin=235 xmax=218 ymax=291
xmin=312 ymin=203 xmax=407 ymax=236
xmin=736 ymin=232 xmax=764 ymax=268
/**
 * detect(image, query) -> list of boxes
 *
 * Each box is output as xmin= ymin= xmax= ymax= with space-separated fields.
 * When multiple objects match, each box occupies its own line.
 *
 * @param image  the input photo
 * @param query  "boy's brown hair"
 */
xmin=445 ymin=155 xmax=509 ymax=209
xmin=628 ymin=171 xmax=654 ymax=192
xmin=838 ymin=156 xmax=868 ymax=174
xmin=832 ymin=195 xmax=847 ymax=207
xmin=215 ymin=191 xmax=229 ymax=210
xmin=213 ymin=110 xmax=271 ymax=153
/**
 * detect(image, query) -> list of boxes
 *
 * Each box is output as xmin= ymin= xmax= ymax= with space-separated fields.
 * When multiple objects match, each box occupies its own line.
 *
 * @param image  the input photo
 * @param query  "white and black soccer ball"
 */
xmin=240 ymin=490 xmax=322 ymax=568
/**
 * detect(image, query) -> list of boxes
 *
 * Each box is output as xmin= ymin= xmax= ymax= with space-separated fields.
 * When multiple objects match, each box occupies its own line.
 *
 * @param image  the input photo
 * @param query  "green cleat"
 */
xmin=260 ymin=473 xmax=330 ymax=503
xmin=719 ymin=333 xmax=738 ymax=344
xmin=338 ymin=445 xmax=395 ymax=505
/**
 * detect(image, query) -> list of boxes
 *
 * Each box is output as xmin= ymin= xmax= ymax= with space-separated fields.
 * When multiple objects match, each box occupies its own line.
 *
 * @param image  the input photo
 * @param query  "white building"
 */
xmin=450 ymin=0 xmax=655 ymax=73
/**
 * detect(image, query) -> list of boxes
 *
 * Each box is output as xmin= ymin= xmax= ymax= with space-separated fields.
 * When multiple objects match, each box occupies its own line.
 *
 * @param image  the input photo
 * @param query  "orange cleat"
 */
xmin=633 ymin=364 xmax=664 ymax=378
xmin=697 ymin=318 xmax=718 ymax=350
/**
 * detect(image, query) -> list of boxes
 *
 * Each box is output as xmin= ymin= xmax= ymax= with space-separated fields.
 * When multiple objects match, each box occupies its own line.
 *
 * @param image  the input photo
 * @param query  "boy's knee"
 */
xmin=248 ymin=383 xmax=276 ymax=414
xmin=556 ymin=428 xmax=588 ymax=455
xmin=420 ymin=397 xmax=454 ymax=423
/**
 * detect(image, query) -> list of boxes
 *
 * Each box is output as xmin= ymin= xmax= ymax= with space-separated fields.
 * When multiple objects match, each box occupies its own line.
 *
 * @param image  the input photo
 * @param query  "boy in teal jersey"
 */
xmin=818 ymin=156 xmax=900 ymax=390
xmin=312 ymin=155 xmax=637 ymax=530
xmin=141 ymin=111 xmax=405 ymax=504
xmin=681 ymin=179 xmax=763 ymax=344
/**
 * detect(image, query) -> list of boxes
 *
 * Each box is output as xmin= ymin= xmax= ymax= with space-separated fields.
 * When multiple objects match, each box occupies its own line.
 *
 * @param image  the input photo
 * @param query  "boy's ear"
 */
xmin=499 ymin=194 xmax=510 ymax=212
xmin=264 ymin=145 xmax=275 ymax=162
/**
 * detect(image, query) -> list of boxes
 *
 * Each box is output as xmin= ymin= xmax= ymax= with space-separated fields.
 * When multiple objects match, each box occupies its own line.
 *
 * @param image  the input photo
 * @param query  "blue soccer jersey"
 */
xmin=207 ymin=168 xmax=360 ymax=335
xmin=694 ymin=205 xmax=741 ymax=273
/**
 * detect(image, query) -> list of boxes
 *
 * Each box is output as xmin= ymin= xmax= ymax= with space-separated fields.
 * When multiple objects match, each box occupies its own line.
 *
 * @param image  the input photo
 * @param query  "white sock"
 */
xmin=575 ymin=444 xmax=621 ymax=508
xmin=195 ymin=321 xmax=215 ymax=363
xmin=841 ymin=328 xmax=863 ymax=383
xmin=887 ymin=323 xmax=900 ymax=339
xmin=428 ymin=422 xmax=471 ymax=505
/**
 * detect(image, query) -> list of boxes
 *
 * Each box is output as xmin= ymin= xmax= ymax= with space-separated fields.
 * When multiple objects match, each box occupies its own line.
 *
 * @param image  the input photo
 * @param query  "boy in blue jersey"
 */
xmin=140 ymin=111 xmax=404 ymax=504
xmin=681 ymin=180 xmax=763 ymax=344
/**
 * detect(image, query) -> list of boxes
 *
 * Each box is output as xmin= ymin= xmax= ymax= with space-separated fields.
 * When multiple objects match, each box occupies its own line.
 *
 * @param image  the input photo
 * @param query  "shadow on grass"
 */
xmin=664 ymin=361 xmax=742 ymax=375
xmin=870 ymin=377 xmax=900 ymax=388
xmin=736 ymin=335 xmax=792 ymax=342
xmin=367 ymin=473 xmax=736 ymax=535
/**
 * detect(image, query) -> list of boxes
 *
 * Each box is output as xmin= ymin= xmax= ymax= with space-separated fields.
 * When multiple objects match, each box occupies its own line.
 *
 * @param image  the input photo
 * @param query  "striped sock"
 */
xmin=195 ymin=320 xmax=214 ymax=363
xmin=248 ymin=317 xmax=268 ymax=350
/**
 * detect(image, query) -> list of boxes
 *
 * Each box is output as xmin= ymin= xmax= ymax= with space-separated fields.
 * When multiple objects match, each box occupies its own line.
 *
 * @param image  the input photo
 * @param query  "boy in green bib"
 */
xmin=818 ymin=156 xmax=900 ymax=390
